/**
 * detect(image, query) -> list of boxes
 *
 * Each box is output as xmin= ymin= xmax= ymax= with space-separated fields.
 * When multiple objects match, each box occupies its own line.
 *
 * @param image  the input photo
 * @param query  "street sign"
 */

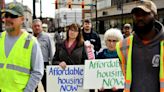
xmin=86 ymin=4 xmax=96 ymax=6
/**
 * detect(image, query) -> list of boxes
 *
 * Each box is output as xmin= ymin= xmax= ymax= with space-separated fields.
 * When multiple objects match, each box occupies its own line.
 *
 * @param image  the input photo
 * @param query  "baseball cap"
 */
xmin=1 ymin=2 xmax=24 ymax=16
xmin=131 ymin=0 xmax=157 ymax=15
xmin=124 ymin=23 xmax=131 ymax=28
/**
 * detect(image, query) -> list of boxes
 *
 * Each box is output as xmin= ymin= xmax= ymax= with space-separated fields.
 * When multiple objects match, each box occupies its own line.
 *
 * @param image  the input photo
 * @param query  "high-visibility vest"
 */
xmin=116 ymin=35 xmax=164 ymax=92
xmin=0 ymin=31 xmax=35 ymax=92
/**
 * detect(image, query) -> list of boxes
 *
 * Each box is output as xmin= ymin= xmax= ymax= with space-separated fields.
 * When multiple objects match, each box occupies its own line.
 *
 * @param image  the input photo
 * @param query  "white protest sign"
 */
xmin=83 ymin=58 xmax=124 ymax=89
xmin=47 ymin=65 xmax=89 ymax=92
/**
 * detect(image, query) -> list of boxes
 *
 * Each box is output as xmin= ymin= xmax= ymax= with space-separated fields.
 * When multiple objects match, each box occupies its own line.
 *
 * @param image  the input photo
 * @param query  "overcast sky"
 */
xmin=5 ymin=0 xmax=55 ymax=18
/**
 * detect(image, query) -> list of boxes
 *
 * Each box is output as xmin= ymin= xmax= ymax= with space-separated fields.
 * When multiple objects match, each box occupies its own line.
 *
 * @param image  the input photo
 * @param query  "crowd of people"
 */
xmin=0 ymin=0 xmax=164 ymax=92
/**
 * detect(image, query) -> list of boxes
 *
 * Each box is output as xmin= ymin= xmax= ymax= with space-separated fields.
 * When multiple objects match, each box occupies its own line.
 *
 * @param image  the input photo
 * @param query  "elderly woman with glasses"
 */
xmin=97 ymin=28 xmax=124 ymax=92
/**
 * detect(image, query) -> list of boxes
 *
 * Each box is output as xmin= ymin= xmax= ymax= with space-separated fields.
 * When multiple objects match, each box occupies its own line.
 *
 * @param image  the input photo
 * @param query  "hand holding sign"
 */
xmin=59 ymin=61 xmax=67 ymax=69
xmin=99 ymin=86 xmax=118 ymax=91
xmin=98 ymin=87 xmax=105 ymax=91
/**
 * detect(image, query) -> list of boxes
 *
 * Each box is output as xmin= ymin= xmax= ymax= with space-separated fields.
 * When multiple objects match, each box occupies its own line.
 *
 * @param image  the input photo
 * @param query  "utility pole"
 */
xmin=117 ymin=0 xmax=123 ymax=29
xmin=121 ymin=0 xmax=123 ymax=29
xmin=40 ymin=0 xmax=42 ymax=20
xmin=75 ymin=11 xmax=76 ymax=23
xmin=58 ymin=0 xmax=60 ymax=31
xmin=21 ymin=0 xmax=23 ymax=4
xmin=95 ymin=0 xmax=98 ymax=32
xmin=33 ymin=0 xmax=36 ymax=19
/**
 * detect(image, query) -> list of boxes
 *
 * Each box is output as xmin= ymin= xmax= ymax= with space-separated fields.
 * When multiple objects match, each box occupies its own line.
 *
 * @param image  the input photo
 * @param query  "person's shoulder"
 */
xmin=0 ymin=31 xmax=4 ymax=36
xmin=97 ymin=49 xmax=107 ymax=55
xmin=27 ymin=33 xmax=37 ymax=43
xmin=23 ymin=31 xmax=35 ymax=40
xmin=22 ymin=31 xmax=37 ymax=42
xmin=39 ymin=32 xmax=51 ymax=40
xmin=90 ymin=30 xmax=100 ymax=37
xmin=91 ymin=29 xmax=98 ymax=34
xmin=42 ymin=32 xmax=50 ymax=36
xmin=56 ymin=40 xmax=65 ymax=47
xmin=96 ymin=49 xmax=107 ymax=59
xmin=76 ymin=42 xmax=85 ymax=49
xmin=22 ymin=31 xmax=39 ymax=49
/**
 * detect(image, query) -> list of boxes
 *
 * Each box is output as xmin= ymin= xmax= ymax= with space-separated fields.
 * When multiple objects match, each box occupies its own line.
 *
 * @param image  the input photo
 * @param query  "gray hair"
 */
xmin=32 ymin=19 xmax=42 ymax=24
xmin=104 ymin=28 xmax=123 ymax=41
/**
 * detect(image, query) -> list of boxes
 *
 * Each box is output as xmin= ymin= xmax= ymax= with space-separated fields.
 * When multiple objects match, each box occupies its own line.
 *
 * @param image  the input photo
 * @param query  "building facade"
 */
xmin=57 ymin=0 xmax=93 ymax=19
xmin=54 ymin=0 xmax=94 ymax=29
xmin=92 ymin=0 xmax=164 ymax=34
xmin=55 ymin=8 xmax=82 ymax=28
xmin=23 ymin=5 xmax=32 ymax=28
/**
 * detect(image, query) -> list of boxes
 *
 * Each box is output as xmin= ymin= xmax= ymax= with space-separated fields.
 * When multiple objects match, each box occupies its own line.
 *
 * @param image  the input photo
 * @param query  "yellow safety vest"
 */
xmin=0 ymin=31 xmax=35 ymax=92
xmin=116 ymin=35 xmax=164 ymax=92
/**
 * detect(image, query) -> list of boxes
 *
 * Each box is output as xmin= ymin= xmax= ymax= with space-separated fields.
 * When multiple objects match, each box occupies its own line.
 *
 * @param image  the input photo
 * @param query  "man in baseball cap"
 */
xmin=123 ymin=23 xmax=132 ymax=38
xmin=116 ymin=0 xmax=164 ymax=92
xmin=0 ymin=2 xmax=44 ymax=92
xmin=131 ymin=0 xmax=158 ymax=36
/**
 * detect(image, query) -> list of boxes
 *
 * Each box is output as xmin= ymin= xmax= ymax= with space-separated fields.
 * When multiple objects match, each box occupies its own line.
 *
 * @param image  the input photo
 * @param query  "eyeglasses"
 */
xmin=124 ymin=27 xmax=130 ymax=29
xmin=107 ymin=39 xmax=118 ymax=43
xmin=69 ymin=29 xmax=78 ymax=32
xmin=4 ymin=13 xmax=19 ymax=19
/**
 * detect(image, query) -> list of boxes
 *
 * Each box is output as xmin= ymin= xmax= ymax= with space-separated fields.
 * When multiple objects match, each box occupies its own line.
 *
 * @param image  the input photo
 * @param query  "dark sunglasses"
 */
xmin=4 ymin=13 xmax=19 ymax=19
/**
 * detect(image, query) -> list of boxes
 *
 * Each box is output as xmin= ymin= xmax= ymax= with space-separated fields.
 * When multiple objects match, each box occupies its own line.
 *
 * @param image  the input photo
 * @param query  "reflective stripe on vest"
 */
xmin=0 ymin=63 xmax=4 ymax=68
xmin=6 ymin=64 xmax=30 ymax=74
xmin=0 ymin=63 xmax=30 ymax=74
xmin=116 ymin=35 xmax=133 ymax=90
xmin=160 ymin=41 xmax=164 ymax=92
xmin=116 ymin=40 xmax=126 ymax=76
xmin=125 ymin=80 xmax=131 ymax=90
xmin=116 ymin=36 xmax=164 ymax=92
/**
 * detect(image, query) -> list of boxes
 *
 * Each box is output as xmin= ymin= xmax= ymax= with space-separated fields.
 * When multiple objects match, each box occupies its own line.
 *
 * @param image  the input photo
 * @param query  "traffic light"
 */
xmin=81 ymin=1 xmax=84 ymax=8
xmin=55 ymin=0 xmax=58 ymax=9
xmin=68 ymin=4 xmax=71 ymax=8
xmin=67 ymin=0 xmax=72 ymax=9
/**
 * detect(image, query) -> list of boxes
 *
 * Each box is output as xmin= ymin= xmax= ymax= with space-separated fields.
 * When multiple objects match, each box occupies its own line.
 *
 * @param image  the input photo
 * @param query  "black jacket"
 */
xmin=52 ymin=41 xmax=87 ymax=65
xmin=82 ymin=29 xmax=101 ymax=52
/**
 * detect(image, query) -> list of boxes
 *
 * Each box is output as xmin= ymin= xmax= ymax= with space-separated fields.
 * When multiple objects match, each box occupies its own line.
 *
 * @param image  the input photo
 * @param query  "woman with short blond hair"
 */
xmin=97 ymin=28 xmax=123 ymax=92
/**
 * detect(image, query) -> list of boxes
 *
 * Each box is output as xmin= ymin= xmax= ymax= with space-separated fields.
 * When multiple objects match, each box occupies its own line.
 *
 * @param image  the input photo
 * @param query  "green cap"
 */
xmin=2 ymin=2 xmax=24 ymax=16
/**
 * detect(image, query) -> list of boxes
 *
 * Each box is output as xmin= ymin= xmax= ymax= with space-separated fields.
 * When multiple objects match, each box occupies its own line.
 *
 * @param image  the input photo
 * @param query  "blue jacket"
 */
xmin=96 ymin=48 xmax=118 ymax=59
